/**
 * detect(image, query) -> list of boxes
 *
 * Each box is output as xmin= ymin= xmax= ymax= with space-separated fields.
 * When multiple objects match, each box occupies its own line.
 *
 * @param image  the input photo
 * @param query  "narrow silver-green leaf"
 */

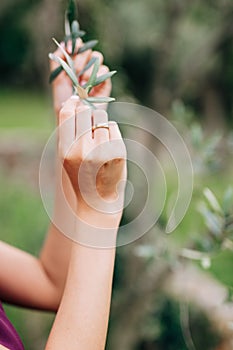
xmin=64 ymin=34 xmax=70 ymax=48
xmin=78 ymin=40 xmax=98 ymax=54
xmin=83 ymin=99 xmax=97 ymax=109
xmin=53 ymin=56 xmax=78 ymax=86
xmin=72 ymin=36 xmax=76 ymax=56
xmin=223 ymin=187 xmax=233 ymax=215
xmin=71 ymin=20 xmax=80 ymax=33
xmin=67 ymin=0 xmax=77 ymax=27
xmin=204 ymin=188 xmax=223 ymax=215
xmin=92 ymin=71 xmax=117 ymax=86
xmin=86 ymin=58 xmax=100 ymax=88
xmin=77 ymin=57 xmax=97 ymax=77
xmin=85 ymin=97 xmax=115 ymax=103
xmin=70 ymin=31 xmax=86 ymax=55
xmin=52 ymin=38 xmax=74 ymax=70
xmin=49 ymin=65 xmax=63 ymax=83
xmin=71 ymin=30 xmax=85 ymax=39
xmin=49 ymin=53 xmax=60 ymax=64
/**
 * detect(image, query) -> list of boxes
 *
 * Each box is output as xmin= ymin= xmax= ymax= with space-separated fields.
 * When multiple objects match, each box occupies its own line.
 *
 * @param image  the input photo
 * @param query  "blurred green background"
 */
xmin=0 ymin=0 xmax=233 ymax=349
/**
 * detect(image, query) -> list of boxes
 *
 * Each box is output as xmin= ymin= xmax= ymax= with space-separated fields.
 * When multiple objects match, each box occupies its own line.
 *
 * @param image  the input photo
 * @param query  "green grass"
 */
xmin=0 ymin=88 xmax=54 ymax=130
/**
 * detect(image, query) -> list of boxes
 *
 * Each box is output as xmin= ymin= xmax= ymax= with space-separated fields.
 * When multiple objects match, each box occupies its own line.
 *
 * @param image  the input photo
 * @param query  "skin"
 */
xmin=46 ymin=98 xmax=126 ymax=350
xmin=0 ymin=40 xmax=126 ymax=349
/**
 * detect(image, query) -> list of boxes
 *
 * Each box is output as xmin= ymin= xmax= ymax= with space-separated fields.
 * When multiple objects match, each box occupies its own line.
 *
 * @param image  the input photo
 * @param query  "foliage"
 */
xmin=49 ymin=0 xmax=116 ymax=107
xmin=0 ymin=0 xmax=232 ymax=124
xmin=136 ymin=298 xmax=221 ymax=350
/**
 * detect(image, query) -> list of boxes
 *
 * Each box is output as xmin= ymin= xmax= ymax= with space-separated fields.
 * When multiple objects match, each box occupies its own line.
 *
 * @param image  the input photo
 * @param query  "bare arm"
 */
xmin=0 ymin=42 xmax=112 ymax=311
xmin=45 ymin=98 xmax=126 ymax=349
xmin=46 ymin=217 xmax=119 ymax=349
xmin=0 ymin=345 xmax=10 ymax=350
xmin=0 ymin=167 xmax=74 ymax=311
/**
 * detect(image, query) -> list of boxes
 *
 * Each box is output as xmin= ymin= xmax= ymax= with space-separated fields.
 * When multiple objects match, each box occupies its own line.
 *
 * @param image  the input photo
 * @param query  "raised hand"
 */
xmin=58 ymin=97 xmax=127 ymax=220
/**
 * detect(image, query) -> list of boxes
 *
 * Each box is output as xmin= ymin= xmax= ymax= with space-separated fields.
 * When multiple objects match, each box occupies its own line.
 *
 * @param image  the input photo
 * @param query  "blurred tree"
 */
xmin=0 ymin=0 xmax=63 ymax=88
xmin=0 ymin=0 xmax=232 ymax=127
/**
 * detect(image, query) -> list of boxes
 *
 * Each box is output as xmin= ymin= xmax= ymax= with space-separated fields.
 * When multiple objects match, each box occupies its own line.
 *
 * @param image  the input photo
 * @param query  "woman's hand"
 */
xmin=58 ymin=97 xmax=127 ymax=223
xmin=50 ymin=40 xmax=112 ymax=118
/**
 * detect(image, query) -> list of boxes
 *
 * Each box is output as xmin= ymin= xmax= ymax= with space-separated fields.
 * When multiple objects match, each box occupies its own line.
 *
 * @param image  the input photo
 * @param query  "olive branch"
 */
xmin=49 ymin=0 xmax=116 ymax=108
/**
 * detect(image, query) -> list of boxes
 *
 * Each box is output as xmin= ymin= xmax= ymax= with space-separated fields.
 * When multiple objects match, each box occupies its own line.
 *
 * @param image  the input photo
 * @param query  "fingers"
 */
xmin=92 ymin=110 xmax=109 ymax=143
xmin=59 ymin=100 xmax=126 ymax=180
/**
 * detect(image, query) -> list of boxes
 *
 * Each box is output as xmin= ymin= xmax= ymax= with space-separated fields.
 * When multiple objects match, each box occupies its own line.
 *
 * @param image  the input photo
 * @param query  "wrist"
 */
xmin=76 ymin=201 xmax=123 ymax=229
xmin=73 ymin=203 xmax=121 ymax=248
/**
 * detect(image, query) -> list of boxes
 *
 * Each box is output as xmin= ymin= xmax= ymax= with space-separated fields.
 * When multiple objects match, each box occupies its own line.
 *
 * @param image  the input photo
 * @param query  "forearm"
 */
xmin=0 ymin=241 xmax=60 ymax=310
xmin=39 ymin=161 xmax=76 ymax=306
xmin=0 ymin=162 xmax=76 ymax=310
xmin=45 ymin=211 xmax=120 ymax=350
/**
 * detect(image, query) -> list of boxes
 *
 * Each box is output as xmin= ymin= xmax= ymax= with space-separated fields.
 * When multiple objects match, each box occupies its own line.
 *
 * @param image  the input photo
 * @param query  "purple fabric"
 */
xmin=0 ymin=302 xmax=24 ymax=350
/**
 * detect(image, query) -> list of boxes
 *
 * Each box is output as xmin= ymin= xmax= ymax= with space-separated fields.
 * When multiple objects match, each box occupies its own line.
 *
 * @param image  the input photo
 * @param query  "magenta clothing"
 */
xmin=0 ymin=302 xmax=24 ymax=350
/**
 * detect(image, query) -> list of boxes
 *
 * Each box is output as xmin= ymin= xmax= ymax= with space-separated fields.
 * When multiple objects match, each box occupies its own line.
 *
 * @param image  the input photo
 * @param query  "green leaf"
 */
xmin=85 ymin=58 xmax=100 ymax=90
xmin=191 ymin=123 xmax=203 ymax=148
xmin=64 ymin=31 xmax=86 ymax=51
xmin=67 ymin=0 xmax=77 ymax=27
xmin=71 ymin=20 xmax=80 ymax=33
xmin=48 ymin=53 xmax=60 ymax=64
xmin=223 ymin=187 xmax=233 ymax=215
xmin=72 ymin=36 xmax=76 ymax=56
xmin=71 ymin=20 xmax=79 ymax=54
xmin=198 ymin=202 xmax=223 ymax=237
xmin=203 ymin=188 xmax=223 ymax=215
xmin=64 ymin=34 xmax=70 ymax=48
xmin=49 ymin=54 xmax=78 ymax=86
xmin=203 ymin=133 xmax=222 ymax=158
xmin=77 ymin=57 xmax=97 ymax=77
xmin=49 ymin=65 xmax=63 ymax=83
xmin=85 ymin=97 xmax=115 ymax=103
xmin=92 ymin=71 xmax=117 ymax=86
xmin=78 ymin=40 xmax=98 ymax=54
xmin=82 ymin=99 xmax=97 ymax=109
xmin=52 ymin=38 xmax=74 ymax=70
